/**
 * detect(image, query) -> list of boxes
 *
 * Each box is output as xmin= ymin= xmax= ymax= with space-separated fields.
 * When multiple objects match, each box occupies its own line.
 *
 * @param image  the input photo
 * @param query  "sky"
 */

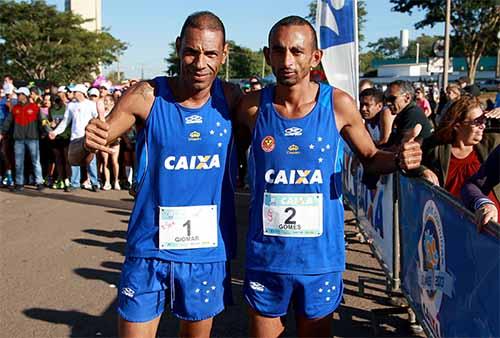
xmin=43 ymin=0 xmax=444 ymax=79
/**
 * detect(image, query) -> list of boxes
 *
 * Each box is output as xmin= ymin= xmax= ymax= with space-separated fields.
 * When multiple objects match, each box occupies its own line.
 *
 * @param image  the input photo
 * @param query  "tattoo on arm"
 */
xmin=135 ymin=83 xmax=154 ymax=101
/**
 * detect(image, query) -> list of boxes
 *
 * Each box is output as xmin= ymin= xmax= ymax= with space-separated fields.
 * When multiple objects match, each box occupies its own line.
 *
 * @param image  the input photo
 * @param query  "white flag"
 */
xmin=316 ymin=0 xmax=359 ymax=100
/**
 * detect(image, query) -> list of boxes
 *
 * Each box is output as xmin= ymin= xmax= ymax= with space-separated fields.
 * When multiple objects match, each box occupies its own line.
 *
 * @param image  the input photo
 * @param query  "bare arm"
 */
xmin=334 ymin=89 xmax=421 ymax=174
xmin=85 ymin=80 xmax=155 ymax=151
xmin=378 ymin=106 xmax=395 ymax=145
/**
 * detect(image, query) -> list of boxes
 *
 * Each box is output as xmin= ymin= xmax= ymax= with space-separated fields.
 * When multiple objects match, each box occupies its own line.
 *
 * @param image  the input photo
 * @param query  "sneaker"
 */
xmin=44 ymin=176 xmax=53 ymax=187
xmin=3 ymin=175 xmax=13 ymax=187
xmin=102 ymin=182 xmax=112 ymax=191
xmin=11 ymin=184 xmax=24 ymax=192
xmin=82 ymin=181 xmax=92 ymax=190
xmin=113 ymin=182 xmax=121 ymax=190
xmin=36 ymin=184 xmax=46 ymax=191
xmin=57 ymin=180 xmax=65 ymax=189
xmin=91 ymin=185 xmax=99 ymax=192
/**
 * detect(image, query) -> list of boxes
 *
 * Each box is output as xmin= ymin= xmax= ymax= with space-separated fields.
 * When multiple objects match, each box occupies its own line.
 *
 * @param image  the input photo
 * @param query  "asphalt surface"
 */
xmin=0 ymin=186 xmax=425 ymax=337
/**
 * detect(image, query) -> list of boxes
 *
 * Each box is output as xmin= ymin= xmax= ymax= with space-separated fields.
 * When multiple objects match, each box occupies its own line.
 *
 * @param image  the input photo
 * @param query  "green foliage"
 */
xmin=359 ymin=50 xmax=383 ymax=73
xmin=307 ymin=0 xmax=367 ymax=43
xmin=0 ymin=0 xmax=126 ymax=84
xmin=390 ymin=0 xmax=500 ymax=82
xmin=164 ymin=42 xmax=179 ymax=76
xmin=165 ymin=41 xmax=272 ymax=79
xmin=366 ymin=37 xmax=400 ymax=58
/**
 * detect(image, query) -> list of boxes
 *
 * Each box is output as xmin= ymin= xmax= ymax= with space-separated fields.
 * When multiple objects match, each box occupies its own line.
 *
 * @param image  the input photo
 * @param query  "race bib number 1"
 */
xmin=159 ymin=205 xmax=218 ymax=250
xmin=263 ymin=192 xmax=323 ymax=237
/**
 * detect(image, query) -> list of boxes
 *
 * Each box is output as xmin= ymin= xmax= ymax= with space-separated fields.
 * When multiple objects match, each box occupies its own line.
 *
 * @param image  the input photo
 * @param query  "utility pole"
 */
xmin=141 ymin=64 xmax=144 ymax=80
xmin=117 ymin=57 xmax=121 ymax=83
xmin=261 ymin=54 xmax=266 ymax=78
xmin=443 ymin=0 xmax=451 ymax=89
xmin=415 ymin=43 xmax=420 ymax=64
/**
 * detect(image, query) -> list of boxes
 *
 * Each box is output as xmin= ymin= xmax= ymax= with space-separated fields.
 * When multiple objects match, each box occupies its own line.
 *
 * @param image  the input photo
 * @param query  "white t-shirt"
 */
xmin=53 ymin=99 xmax=98 ymax=140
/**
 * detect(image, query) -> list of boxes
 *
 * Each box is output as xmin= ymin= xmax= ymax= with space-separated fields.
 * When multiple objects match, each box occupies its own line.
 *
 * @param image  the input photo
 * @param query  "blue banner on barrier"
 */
xmin=357 ymin=171 xmax=394 ymax=273
xmin=399 ymin=176 xmax=500 ymax=338
xmin=342 ymin=147 xmax=357 ymax=209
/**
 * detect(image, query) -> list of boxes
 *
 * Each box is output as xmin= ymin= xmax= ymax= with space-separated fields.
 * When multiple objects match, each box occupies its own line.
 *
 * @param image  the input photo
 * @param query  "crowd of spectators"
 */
xmin=358 ymin=78 xmax=500 ymax=228
xmin=0 ymin=75 xmax=138 ymax=194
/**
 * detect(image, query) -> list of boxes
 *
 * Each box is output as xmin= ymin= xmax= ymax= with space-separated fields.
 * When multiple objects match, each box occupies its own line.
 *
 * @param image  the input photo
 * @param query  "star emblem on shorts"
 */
xmin=217 ymin=142 xmax=222 ymax=148
xmin=317 ymin=136 xmax=323 ymax=142
xmin=318 ymin=157 xmax=323 ymax=163
xmin=326 ymin=144 xmax=330 ymax=150
xmin=216 ymin=122 xmax=221 ymax=127
xmin=209 ymin=130 xmax=215 ymax=135
xmin=309 ymin=144 xmax=315 ymax=150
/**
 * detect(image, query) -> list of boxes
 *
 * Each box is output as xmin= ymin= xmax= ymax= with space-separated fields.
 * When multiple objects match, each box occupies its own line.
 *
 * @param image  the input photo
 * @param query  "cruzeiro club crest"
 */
xmin=417 ymin=200 xmax=455 ymax=337
xmin=319 ymin=0 xmax=355 ymax=49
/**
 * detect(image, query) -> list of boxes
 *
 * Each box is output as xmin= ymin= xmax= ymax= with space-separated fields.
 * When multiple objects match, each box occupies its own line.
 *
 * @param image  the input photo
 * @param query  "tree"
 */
xmin=405 ymin=34 xmax=441 ymax=59
xmin=390 ymin=0 xmax=500 ymax=83
xmin=366 ymin=37 xmax=400 ymax=58
xmin=359 ymin=50 xmax=383 ymax=73
xmin=0 ymin=0 xmax=126 ymax=84
xmin=164 ymin=42 xmax=179 ymax=76
xmin=307 ymin=0 xmax=367 ymax=43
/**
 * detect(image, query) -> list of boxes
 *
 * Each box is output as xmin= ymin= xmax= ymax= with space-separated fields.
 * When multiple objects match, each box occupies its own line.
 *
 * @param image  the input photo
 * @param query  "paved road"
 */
xmin=0 ymin=187 xmax=424 ymax=337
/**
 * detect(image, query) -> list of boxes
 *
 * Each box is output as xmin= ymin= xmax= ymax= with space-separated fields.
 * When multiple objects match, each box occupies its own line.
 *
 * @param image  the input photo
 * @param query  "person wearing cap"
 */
xmin=99 ymin=82 xmax=111 ymax=98
xmin=0 ymin=87 xmax=46 ymax=191
xmin=49 ymin=84 xmax=100 ymax=191
xmin=88 ymin=87 xmax=100 ymax=102
xmin=57 ymin=86 xmax=70 ymax=105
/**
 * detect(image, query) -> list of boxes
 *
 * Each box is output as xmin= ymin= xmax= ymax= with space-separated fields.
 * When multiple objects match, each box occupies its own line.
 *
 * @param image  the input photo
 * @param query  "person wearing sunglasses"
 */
xmin=420 ymin=95 xmax=500 ymax=200
xmin=385 ymin=80 xmax=433 ymax=147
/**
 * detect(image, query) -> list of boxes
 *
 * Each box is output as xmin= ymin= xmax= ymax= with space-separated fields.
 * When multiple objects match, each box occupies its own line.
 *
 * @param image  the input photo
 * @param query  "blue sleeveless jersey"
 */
xmin=247 ymin=83 xmax=345 ymax=274
xmin=126 ymin=77 xmax=237 ymax=263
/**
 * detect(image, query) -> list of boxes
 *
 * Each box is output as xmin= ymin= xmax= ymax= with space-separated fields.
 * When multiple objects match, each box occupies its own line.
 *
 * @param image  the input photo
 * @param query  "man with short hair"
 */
xmin=359 ymin=87 xmax=394 ymax=146
xmin=385 ymin=80 xmax=433 ymax=147
xmin=49 ymin=84 xmax=100 ymax=191
xmin=0 ymin=87 xmax=45 ymax=191
xmin=235 ymin=16 xmax=423 ymax=337
xmin=79 ymin=11 xmax=242 ymax=338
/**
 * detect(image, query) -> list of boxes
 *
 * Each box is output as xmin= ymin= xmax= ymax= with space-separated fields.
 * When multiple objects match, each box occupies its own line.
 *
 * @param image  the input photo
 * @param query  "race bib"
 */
xmin=159 ymin=205 xmax=218 ymax=250
xmin=262 ymin=192 xmax=323 ymax=237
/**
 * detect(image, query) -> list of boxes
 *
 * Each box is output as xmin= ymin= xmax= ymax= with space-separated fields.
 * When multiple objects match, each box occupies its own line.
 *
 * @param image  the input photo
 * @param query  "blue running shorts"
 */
xmin=118 ymin=257 xmax=232 ymax=322
xmin=244 ymin=269 xmax=343 ymax=319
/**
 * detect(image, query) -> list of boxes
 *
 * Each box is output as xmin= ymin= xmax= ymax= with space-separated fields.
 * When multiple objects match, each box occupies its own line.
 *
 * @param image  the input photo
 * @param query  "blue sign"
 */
xmin=319 ymin=0 xmax=355 ymax=49
xmin=399 ymin=176 xmax=500 ymax=338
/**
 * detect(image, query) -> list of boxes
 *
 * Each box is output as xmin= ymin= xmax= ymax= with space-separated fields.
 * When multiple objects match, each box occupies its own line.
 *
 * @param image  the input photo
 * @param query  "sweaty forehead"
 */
xmin=181 ymin=27 xmax=224 ymax=50
xmin=270 ymin=25 xmax=313 ymax=48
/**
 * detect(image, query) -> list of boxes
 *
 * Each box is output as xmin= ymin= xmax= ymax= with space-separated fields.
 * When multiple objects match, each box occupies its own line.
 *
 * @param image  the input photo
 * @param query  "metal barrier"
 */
xmin=343 ymin=150 xmax=500 ymax=338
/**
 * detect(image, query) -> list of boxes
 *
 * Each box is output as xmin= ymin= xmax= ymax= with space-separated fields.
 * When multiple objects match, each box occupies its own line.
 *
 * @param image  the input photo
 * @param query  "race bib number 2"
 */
xmin=159 ymin=205 xmax=218 ymax=250
xmin=263 ymin=192 xmax=323 ymax=237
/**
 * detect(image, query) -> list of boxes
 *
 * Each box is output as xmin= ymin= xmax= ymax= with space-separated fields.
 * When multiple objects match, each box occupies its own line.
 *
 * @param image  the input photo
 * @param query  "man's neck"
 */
xmin=173 ymin=77 xmax=212 ymax=108
xmin=274 ymin=79 xmax=318 ymax=117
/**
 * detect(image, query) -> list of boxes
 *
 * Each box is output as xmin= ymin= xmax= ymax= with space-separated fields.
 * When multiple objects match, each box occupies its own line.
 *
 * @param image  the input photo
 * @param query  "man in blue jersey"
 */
xmin=235 ymin=16 xmax=423 ymax=337
xmin=79 ymin=11 xmax=242 ymax=338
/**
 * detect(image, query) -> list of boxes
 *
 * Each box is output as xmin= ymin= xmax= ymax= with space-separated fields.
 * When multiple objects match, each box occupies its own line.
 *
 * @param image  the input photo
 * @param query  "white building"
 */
xmin=65 ymin=0 xmax=102 ymax=32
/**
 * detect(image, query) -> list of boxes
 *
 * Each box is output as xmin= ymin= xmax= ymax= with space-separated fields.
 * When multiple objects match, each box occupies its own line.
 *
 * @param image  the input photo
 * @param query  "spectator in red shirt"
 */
xmin=420 ymin=95 xmax=500 ymax=201
xmin=0 ymin=87 xmax=46 ymax=191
